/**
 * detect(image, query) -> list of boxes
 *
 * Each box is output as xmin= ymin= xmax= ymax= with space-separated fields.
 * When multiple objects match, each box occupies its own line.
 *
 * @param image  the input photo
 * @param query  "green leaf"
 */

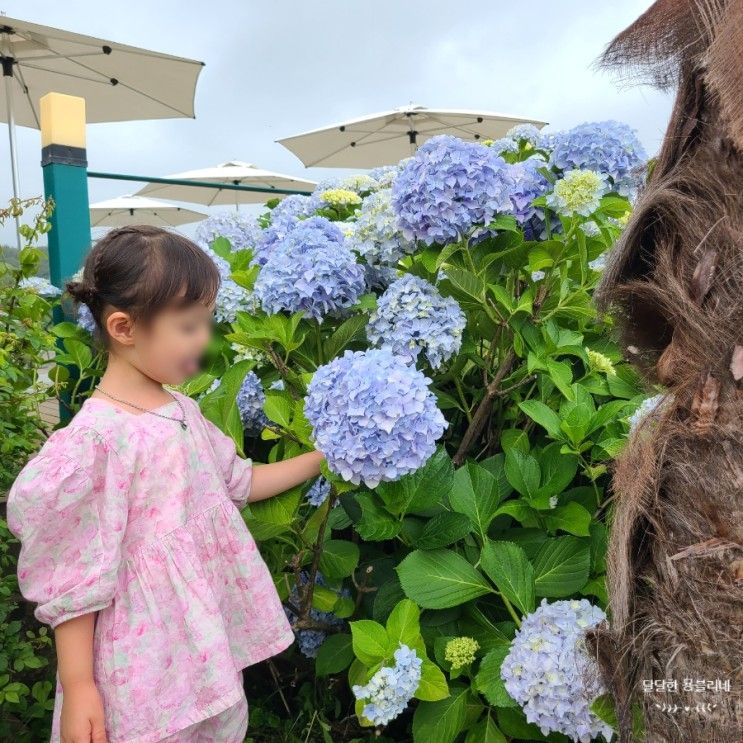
xmin=546 ymin=358 xmax=574 ymax=400
xmin=449 ymin=462 xmax=504 ymax=541
xmin=62 ymin=338 xmax=92 ymax=370
xmin=315 ymin=634 xmax=354 ymax=676
xmin=559 ymin=385 xmax=596 ymax=445
xmin=443 ymin=265 xmax=486 ymax=304
xmin=375 ymin=446 xmax=454 ymax=517
xmin=480 ymin=540 xmax=535 ymax=615
xmin=590 ymin=693 xmax=618 ymax=730
xmin=323 ymin=314 xmax=368 ymax=360
xmin=496 ymin=706 xmax=550 ymax=740
xmin=517 ymin=400 xmax=562 ymax=439
xmin=543 ymin=502 xmax=593 ymax=536
xmin=355 ymin=493 xmax=401 ymax=541
xmin=532 ymin=536 xmax=591 ymax=597
xmin=396 ymin=549 xmax=493 ymax=609
xmin=385 ymin=598 xmax=421 ymax=647
xmin=418 ymin=512 xmax=473 ymax=549
xmin=318 ymin=540 xmax=360 ymax=578
xmin=263 ymin=392 xmax=292 ymax=429
xmin=412 ymin=684 xmax=469 ymax=743
xmin=475 ymin=646 xmax=518 ymax=707
xmin=464 ymin=713 xmax=507 ymax=743
xmin=350 ymin=620 xmax=389 ymax=665
xmin=415 ymin=658 xmax=450 ymax=701
xmin=493 ymin=499 xmax=540 ymax=527
xmin=504 ymin=449 xmax=540 ymax=499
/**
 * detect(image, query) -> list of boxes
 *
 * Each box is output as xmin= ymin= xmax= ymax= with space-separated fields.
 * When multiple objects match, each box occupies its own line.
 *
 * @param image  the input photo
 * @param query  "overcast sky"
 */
xmin=1 ymin=1 xmax=672 ymax=248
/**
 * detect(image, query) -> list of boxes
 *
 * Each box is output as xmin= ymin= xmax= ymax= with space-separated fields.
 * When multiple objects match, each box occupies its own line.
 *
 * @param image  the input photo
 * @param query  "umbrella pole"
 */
xmin=2 ymin=42 xmax=22 ymax=250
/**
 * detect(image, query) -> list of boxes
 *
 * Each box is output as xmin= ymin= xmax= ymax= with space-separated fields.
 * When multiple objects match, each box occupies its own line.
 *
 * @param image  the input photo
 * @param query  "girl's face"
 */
xmin=106 ymin=298 xmax=217 ymax=385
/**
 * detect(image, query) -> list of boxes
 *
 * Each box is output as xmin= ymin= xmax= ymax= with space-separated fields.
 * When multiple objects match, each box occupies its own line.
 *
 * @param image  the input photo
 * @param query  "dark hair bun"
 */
xmin=65 ymin=280 xmax=96 ymax=305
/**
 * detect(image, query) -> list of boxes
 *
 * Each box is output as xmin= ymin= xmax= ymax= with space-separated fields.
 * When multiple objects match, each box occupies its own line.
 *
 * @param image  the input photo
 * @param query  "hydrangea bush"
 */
xmin=46 ymin=119 xmax=658 ymax=741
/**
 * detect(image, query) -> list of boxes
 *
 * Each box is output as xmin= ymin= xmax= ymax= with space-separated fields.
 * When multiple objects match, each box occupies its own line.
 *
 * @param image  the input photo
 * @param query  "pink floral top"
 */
xmin=7 ymin=389 xmax=295 ymax=743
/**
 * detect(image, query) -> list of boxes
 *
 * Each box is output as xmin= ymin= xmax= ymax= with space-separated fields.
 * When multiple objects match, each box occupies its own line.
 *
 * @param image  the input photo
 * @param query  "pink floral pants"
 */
xmin=157 ymin=692 xmax=249 ymax=742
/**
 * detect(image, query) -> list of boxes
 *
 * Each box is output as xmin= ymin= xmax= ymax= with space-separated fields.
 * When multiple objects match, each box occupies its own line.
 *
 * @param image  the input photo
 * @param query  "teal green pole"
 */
xmin=42 ymin=144 xmax=92 ymax=426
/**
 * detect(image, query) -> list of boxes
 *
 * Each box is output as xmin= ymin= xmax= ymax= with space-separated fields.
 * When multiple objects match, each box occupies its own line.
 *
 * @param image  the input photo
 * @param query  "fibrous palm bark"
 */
xmin=584 ymin=1 xmax=743 ymax=741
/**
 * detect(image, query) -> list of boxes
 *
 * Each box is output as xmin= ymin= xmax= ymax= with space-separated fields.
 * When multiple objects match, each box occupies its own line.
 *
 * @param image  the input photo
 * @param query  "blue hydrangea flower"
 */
xmin=367 ymin=164 xmax=400 ymax=189
xmin=236 ymin=370 xmax=270 ymax=434
xmin=507 ymin=158 xmax=552 ymax=238
xmin=252 ymin=195 xmax=322 ymax=267
xmin=500 ymin=598 xmax=613 ymax=743
xmin=283 ymin=570 xmax=349 ymax=658
xmin=580 ymin=221 xmax=601 ymax=238
xmin=352 ymin=642 xmax=422 ymax=726
xmin=488 ymin=137 xmax=519 ymax=155
xmin=271 ymin=193 xmax=321 ymax=228
xmin=506 ymin=123 xmax=544 ymax=147
xmin=197 ymin=243 xmax=258 ymax=323
xmin=202 ymin=373 xmax=269 ymax=434
xmin=549 ymin=120 xmax=648 ymax=198
xmin=391 ymin=134 xmax=517 ymax=246
xmin=195 ymin=211 xmax=263 ymax=252
xmin=346 ymin=188 xmax=417 ymax=267
xmin=304 ymin=348 xmax=448 ymax=488
xmin=314 ymin=173 xmax=379 ymax=196
xmin=546 ymin=170 xmax=610 ymax=218
xmin=305 ymin=476 xmax=334 ymax=507
xmin=268 ymin=378 xmax=285 ymax=391
xmin=76 ymin=303 xmax=96 ymax=333
xmin=367 ymin=274 xmax=466 ymax=370
xmin=19 ymin=276 xmax=61 ymax=297
xmin=254 ymin=217 xmax=366 ymax=323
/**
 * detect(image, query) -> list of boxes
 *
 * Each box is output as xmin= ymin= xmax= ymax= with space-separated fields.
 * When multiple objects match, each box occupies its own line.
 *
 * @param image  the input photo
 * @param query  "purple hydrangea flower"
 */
xmin=367 ymin=274 xmax=466 ymax=370
xmin=195 ymin=211 xmax=263 ymax=252
xmin=304 ymin=348 xmax=448 ymax=488
xmin=549 ymin=120 xmax=647 ymax=198
xmin=500 ymin=598 xmax=613 ymax=743
xmin=391 ymin=134 xmax=517 ymax=246
xmin=352 ymin=642 xmax=422 ymax=726
xmin=253 ymin=217 xmax=366 ymax=323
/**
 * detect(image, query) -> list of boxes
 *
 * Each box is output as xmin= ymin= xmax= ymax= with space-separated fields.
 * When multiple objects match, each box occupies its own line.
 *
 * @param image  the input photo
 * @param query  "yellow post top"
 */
xmin=40 ymin=93 xmax=86 ymax=148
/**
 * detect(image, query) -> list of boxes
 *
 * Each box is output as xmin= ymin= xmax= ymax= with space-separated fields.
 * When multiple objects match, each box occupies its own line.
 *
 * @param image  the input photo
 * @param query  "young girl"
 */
xmin=7 ymin=225 xmax=325 ymax=743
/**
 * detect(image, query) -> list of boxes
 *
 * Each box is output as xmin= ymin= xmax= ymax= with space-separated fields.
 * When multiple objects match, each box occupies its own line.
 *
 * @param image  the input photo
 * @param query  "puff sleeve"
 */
xmin=6 ymin=426 xmax=129 ymax=629
xmin=201 ymin=415 xmax=254 ymax=510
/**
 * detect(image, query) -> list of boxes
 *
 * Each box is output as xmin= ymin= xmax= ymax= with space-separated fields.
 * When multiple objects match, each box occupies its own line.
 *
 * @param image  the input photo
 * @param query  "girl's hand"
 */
xmin=60 ymin=680 xmax=107 ymax=743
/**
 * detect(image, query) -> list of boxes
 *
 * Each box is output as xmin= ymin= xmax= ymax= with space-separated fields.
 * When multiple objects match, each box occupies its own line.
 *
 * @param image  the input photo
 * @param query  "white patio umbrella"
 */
xmin=89 ymin=194 xmax=207 ymax=228
xmin=134 ymin=160 xmax=316 ymax=207
xmin=276 ymin=103 xmax=548 ymax=168
xmin=0 ymin=14 xmax=204 ymax=246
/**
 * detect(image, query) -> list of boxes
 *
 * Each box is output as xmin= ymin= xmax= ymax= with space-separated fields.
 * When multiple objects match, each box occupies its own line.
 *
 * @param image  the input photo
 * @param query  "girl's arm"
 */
xmin=55 ymin=613 xmax=108 ymax=741
xmin=249 ymin=449 xmax=325 ymax=502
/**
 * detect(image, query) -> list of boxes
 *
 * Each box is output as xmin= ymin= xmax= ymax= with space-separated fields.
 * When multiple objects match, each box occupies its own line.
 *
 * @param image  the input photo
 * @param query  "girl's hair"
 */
xmin=65 ymin=225 xmax=221 ymax=350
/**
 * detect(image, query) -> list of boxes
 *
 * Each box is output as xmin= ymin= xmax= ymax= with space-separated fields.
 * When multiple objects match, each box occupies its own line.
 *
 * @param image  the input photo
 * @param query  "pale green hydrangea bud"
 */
xmin=444 ymin=636 xmax=480 ymax=668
